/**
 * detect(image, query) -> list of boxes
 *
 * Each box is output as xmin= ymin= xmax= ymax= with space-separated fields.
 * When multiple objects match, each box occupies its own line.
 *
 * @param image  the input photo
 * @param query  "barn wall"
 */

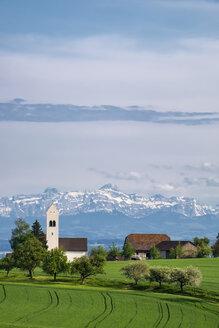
xmin=159 ymin=250 xmax=167 ymax=259
xmin=182 ymin=243 xmax=197 ymax=258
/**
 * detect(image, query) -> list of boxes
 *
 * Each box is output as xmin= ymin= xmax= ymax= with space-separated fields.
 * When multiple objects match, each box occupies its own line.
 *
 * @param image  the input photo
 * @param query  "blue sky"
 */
xmin=0 ymin=0 xmax=219 ymax=206
xmin=1 ymin=0 xmax=219 ymax=39
xmin=0 ymin=0 xmax=219 ymax=110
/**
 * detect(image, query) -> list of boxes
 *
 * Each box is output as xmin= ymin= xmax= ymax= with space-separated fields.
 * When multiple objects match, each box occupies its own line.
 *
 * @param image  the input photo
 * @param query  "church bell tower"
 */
xmin=46 ymin=204 xmax=59 ymax=250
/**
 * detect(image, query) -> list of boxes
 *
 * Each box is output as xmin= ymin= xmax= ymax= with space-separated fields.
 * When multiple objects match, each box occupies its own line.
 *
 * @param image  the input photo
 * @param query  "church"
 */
xmin=46 ymin=204 xmax=87 ymax=261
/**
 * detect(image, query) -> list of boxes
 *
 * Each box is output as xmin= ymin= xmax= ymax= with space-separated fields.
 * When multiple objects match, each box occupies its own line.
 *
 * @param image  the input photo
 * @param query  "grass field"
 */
xmin=0 ymin=283 xmax=218 ymax=328
xmin=100 ymin=258 xmax=219 ymax=292
xmin=0 ymin=258 xmax=218 ymax=328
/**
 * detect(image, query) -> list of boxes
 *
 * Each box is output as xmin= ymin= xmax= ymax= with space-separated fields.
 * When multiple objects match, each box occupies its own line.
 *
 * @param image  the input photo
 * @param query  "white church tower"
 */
xmin=46 ymin=204 xmax=59 ymax=250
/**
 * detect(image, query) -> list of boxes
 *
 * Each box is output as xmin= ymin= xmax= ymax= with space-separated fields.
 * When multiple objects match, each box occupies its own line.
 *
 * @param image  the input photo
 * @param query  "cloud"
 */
xmin=184 ymin=162 xmax=219 ymax=172
xmin=1 ymin=35 xmax=219 ymax=111
xmin=89 ymin=168 xmax=143 ymax=181
xmin=183 ymin=176 xmax=219 ymax=187
xmin=156 ymin=184 xmax=175 ymax=191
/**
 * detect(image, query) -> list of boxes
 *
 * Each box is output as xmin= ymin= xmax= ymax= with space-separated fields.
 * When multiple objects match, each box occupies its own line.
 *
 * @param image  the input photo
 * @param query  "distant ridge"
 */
xmin=0 ymin=185 xmax=216 ymax=219
xmin=0 ymin=100 xmax=219 ymax=125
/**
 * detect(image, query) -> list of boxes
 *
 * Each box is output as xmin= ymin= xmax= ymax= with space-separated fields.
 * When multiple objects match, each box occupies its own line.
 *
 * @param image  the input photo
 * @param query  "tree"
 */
xmin=122 ymin=242 xmax=135 ymax=260
xmin=193 ymin=237 xmax=212 ymax=258
xmin=169 ymin=248 xmax=176 ymax=259
xmin=150 ymin=244 xmax=160 ymax=259
xmin=149 ymin=266 xmax=171 ymax=287
xmin=175 ymin=242 xmax=184 ymax=259
xmin=42 ymin=248 xmax=68 ymax=281
xmin=193 ymin=237 xmax=210 ymax=247
xmin=196 ymin=244 xmax=212 ymax=258
xmin=107 ymin=242 xmax=121 ymax=260
xmin=170 ymin=266 xmax=202 ymax=292
xmin=32 ymin=220 xmax=47 ymax=249
xmin=0 ymin=256 xmax=15 ymax=276
xmin=71 ymin=255 xmax=105 ymax=284
xmin=121 ymin=262 xmax=149 ymax=285
xmin=13 ymin=236 xmax=45 ymax=279
xmin=90 ymin=246 xmax=108 ymax=260
xmin=212 ymin=233 xmax=219 ymax=257
xmin=9 ymin=218 xmax=32 ymax=251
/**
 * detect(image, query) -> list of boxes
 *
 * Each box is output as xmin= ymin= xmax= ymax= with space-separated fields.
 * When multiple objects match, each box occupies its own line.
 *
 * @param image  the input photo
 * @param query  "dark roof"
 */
xmin=59 ymin=238 xmax=87 ymax=251
xmin=125 ymin=234 xmax=170 ymax=251
xmin=156 ymin=241 xmax=195 ymax=251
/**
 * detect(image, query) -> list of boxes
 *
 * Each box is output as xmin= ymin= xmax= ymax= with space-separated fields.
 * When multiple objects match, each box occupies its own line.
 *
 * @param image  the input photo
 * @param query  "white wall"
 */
xmin=46 ymin=204 xmax=59 ymax=250
xmin=66 ymin=251 xmax=87 ymax=262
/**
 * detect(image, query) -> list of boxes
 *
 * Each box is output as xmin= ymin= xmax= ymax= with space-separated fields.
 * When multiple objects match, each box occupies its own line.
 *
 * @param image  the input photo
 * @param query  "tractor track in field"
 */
xmin=0 ymin=285 xmax=6 ymax=305
xmin=154 ymin=302 xmax=164 ymax=328
xmin=126 ymin=299 xmax=138 ymax=328
xmin=13 ymin=288 xmax=54 ymax=323
xmin=84 ymin=292 xmax=108 ymax=328
xmin=163 ymin=303 xmax=170 ymax=328
xmin=178 ymin=306 xmax=184 ymax=328
xmin=199 ymin=302 xmax=219 ymax=318
xmin=94 ymin=292 xmax=114 ymax=328
xmin=195 ymin=303 xmax=208 ymax=326
xmin=68 ymin=294 xmax=72 ymax=305
xmin=85 ymin=292 xmax=114 ymax=328
xmin=54 ymin=290 xmax=60 ymax=308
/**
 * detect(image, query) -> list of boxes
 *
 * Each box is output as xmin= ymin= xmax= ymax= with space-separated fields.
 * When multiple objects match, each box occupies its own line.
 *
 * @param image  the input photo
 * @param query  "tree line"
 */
xmin=0 ymin=218 xmax=106 ymax=282
xmin=121 ymin=262 xmax=202 ymax=292
xmin=0 ymin=218 xmax=218 ymax=285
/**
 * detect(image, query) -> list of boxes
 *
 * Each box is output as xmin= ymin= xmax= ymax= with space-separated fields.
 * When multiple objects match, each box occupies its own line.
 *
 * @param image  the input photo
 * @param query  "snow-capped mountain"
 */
xmin=0 ymin=184 xmax=216 ymax=219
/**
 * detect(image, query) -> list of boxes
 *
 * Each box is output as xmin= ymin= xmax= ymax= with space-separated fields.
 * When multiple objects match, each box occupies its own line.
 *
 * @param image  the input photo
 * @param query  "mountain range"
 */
xmin=0 ymin=185 xmax=218 ymax=250
xmin=0 ymin=184 xmax=217 ymax=219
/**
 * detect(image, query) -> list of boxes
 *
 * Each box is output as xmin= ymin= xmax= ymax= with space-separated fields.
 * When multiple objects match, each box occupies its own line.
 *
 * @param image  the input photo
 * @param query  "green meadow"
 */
xmin=0 ymin=258 xmax=218 ymax=328
xmin=102 ymin=257 xmax=219 ymax=293
xmin=0 ymin=283 xmax=218 ymax=328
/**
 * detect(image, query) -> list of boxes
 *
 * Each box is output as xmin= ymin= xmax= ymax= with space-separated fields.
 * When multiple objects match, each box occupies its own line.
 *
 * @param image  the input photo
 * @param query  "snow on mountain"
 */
xmin=0 ymin=185 xmax=216 ymax=219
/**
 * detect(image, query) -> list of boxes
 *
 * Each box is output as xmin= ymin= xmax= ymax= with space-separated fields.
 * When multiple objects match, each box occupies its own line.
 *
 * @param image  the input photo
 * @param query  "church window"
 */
xmin=49 ymin=220 xmax=53 ymax=227
xmin=53 ymin=220 xmax=56 ymax=227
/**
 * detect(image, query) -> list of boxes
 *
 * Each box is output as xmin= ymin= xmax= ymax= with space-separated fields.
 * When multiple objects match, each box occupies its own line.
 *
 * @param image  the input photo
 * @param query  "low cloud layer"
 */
xmin=0 ymin=100 xmax=219 ymax=125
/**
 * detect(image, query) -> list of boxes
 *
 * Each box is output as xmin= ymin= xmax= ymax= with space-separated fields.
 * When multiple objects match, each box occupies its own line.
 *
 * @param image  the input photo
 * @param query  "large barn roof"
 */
xmin=156 ymin=240 xmax=195 ymax=251
xmin=125 ymin=234 xmax=170 ymax=251
xmin=59 ymin=238 xmax=87 ymax=252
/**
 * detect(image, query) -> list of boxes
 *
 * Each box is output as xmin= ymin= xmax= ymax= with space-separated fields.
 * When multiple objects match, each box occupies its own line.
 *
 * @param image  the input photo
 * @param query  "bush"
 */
xmin=193 ymin=237 xmax=212 ymax=258
xmin=170 ymin=266 xmax=202 ymax=292
xmin=121 ymin=262 xmax=149 ymax=285
xmin=90 ymin=246 xmax=108 ymax=260
xmin=169 ymin=248 xmax=176 ymax=259
xmin=107 ymin=243 xmax=121 ymax=260
xmin=150 ymin=244 xmax=160 ymax=259
xmin=0 ymin=256 xmax=15 ymax=276
xmin=149 ymin=266 xmax=171 ymax=287
xmin=212 ymin=233 xmax=219 ymax=257
xmin=122 ymin=242 xmax=135 ymax=260
xmin=175 ymin=242 xmax=184 ymax=259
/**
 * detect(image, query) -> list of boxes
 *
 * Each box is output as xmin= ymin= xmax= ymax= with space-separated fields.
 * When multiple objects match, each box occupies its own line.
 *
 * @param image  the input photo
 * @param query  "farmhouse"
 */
xmin=124 ymin=233 xmax=197 ymax=259
xmin=156 ymin=240 xmax=197 ymax=259
xmin=125 ymin=234 xmax=170 ymax=259
xmin=46 ymin=204 xmax=87 ymax=261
